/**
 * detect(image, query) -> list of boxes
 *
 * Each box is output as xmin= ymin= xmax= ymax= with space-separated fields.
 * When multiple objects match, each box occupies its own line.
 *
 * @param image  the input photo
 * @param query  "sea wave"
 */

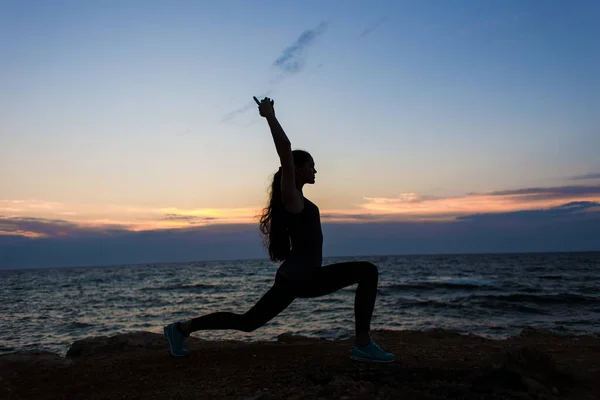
xmin=472 ymin=292 xmax=598 ymax=305
xmin=384 ymin=278 xmax=503 ymax=291
xmin=139 ymin=283 xmax=229 ymax=291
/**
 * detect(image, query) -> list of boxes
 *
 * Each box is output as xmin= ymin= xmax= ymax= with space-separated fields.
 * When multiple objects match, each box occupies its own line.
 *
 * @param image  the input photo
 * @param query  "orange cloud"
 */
xmin=323 ymin=185 xmax=600 ymax=222
xmin=359 ymin=187 xmax=600 ymax=218
xmin=159 ymin=207 xmax=258 ymax=224
xmin=0 ymin=229 xmax=48 ymax=238
xmin=0 ymin=200 xmax=263 ymax=237
xmin=2 ymin=184 xmax=599 ymax=237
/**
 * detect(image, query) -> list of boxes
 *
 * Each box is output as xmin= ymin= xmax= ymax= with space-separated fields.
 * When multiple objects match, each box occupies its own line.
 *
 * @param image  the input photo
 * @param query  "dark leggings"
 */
xmin=189 ymin=261 xmax=379 ymax=336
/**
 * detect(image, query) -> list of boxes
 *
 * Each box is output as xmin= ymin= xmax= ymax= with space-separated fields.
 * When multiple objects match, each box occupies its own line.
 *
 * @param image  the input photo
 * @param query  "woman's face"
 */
xmin=296 ymin=157 xmax=317 ymax=185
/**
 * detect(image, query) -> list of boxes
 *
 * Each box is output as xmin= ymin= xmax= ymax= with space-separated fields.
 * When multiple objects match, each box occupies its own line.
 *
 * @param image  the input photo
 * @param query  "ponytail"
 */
xmin=259 ymin=169 xmax=290 ymax=261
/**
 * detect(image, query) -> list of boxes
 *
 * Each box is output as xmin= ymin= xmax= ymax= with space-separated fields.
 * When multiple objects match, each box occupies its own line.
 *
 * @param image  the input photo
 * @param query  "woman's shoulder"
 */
xmin=285 ymin=197 xmax=318 ymax=215
xmin=303 ymin=197 xmax=319 ymax=210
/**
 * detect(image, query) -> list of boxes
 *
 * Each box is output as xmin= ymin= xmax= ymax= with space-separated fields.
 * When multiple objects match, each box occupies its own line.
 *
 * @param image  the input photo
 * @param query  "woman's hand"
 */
xmin=253 ymin=96 xmax=275 ymax=119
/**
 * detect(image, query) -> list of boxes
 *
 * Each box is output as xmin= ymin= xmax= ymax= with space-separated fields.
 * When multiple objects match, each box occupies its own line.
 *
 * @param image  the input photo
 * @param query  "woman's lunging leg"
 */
xmin=179 ymin=283 xmax=296 ymax=335
xmin=297 ymin=261 xmax=379 ymax=345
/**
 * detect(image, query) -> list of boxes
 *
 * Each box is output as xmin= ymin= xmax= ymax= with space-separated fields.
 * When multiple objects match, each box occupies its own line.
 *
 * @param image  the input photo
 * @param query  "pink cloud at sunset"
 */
xmin=359 ymin=185 xmax=600 ymax=218
xmin=1 ymin=184 xmax=599 ymax=238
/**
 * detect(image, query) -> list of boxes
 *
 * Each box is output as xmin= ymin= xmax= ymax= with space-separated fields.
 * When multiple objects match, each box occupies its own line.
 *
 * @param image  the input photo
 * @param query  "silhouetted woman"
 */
xmin=164 ymin=97 xmax=395 ymax=362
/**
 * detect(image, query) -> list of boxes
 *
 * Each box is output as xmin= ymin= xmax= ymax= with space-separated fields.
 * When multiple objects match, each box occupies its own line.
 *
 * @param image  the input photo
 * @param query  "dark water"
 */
xmin=1 ymin=252 xmax=599 ymax=356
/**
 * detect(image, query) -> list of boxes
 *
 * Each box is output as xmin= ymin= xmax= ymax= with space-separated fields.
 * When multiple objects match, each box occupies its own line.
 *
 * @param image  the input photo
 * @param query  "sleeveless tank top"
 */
xmin=277 ymin=197 xmax=323 ymax=280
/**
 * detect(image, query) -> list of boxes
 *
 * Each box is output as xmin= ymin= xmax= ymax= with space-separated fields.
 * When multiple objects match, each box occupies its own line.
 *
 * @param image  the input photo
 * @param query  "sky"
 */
xmin=1 ymin=0 xmax=599 ymax=269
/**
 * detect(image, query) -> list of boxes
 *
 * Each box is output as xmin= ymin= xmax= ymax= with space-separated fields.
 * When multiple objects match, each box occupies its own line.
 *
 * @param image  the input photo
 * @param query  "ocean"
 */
xmin=1 ymin=252 xmax=599 ymax=356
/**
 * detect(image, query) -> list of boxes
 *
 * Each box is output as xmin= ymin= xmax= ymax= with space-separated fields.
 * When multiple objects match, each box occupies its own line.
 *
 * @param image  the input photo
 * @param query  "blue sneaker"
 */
xmin=163 ymin=322 xmax=189 ymax=357
xmin=350 ymin=339 xmax=396 ymax=363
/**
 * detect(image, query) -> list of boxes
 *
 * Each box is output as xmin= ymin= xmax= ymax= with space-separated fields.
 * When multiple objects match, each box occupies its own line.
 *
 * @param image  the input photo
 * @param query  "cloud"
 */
xmin=0 ymin=199 xmax=63 ymax=214
xmin=220 ymin=90 xmax=271 ymax=122
xmin=221 ymin=102 xmax=257 ymax=123
xmin=0 ymin=198 xmax=262 ymax=235
xmin=221 ymin=22 xmax=328 ymax=123
xmin=2 ymin=201 xmax=599 ymax=269
xmin=458 ymin=201 xmax=600 ymax=222
xmin=481 ymin=185 xmax=600 ymax=200
xmin=159 ymin=207 xmax=257 ymax=224
xmin=358 ymin=16 xmax=389 ymax=39
xmin=0 ymin=216 xmax=129 ymax=238
xmin=320 ymin=210 xmax=456 ymax=224
xmin=163 ymin=214 xmax=216 ymax=223
xmin=361 ymin=184 xmax=600 ymax=219
xmin=570 ymin=173 xmax=600 ymax=181
xmin=273 ymin=22 xmax=327 ymax=75
xmin=0 ymin=223 xmax=265 ymax=269
xmin=363 ymin=193 xmax=441 ymax=204
xmin=175 ymin=128 xmax=192 ymax=137
xmin=3 ymin=183 xmax=600 ymax=240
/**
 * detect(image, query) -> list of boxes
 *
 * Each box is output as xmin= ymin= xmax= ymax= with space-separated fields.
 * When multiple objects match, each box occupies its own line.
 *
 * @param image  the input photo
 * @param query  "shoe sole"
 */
xmin=350 ymin=355 xmax=396 ymax=363
xmin=163 ymin=326 xmax=188 ymax=357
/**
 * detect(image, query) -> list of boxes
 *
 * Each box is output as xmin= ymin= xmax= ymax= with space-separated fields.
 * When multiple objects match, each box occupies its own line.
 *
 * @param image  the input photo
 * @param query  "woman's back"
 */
xmin=279 ymin=197 xmax=323 ymax=280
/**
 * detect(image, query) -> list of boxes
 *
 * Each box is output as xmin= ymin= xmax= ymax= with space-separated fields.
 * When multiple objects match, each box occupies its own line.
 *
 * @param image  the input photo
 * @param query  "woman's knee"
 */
xmin=359 ymin=261 xmax=379 ymax=280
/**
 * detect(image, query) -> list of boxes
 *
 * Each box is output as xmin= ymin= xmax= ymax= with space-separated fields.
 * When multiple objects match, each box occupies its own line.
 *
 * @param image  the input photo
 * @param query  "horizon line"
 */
xmin=2 ymin=249 xmax=598 ymax=272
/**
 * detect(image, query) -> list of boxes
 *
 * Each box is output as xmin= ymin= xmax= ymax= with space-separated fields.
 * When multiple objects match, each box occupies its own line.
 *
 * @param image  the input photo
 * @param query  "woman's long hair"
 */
xmin=259 ymin=150 xmax=312 ymax=262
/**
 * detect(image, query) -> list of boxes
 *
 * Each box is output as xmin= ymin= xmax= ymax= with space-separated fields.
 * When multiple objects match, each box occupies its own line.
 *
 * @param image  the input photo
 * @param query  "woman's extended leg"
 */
xmin=184 ymin=282 xmax=296 ymax=333
xmin=164 ymin=279 xmax=296 ymax=356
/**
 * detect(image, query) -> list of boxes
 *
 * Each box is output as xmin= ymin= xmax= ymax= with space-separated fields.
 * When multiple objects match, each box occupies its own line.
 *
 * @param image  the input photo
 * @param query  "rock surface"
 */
xmin=66 ymin=331 xmax=165 ymax=357
xmin=1 ymin=327 xmax=599 ymax=399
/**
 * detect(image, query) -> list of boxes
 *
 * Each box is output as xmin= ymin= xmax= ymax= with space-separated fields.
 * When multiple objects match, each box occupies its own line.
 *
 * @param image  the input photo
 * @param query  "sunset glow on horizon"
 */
xmin=2 ymin=184 xmax=599 ymax=238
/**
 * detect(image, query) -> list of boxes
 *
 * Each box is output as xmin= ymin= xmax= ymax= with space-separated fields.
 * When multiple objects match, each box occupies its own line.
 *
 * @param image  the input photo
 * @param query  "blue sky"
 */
xmin=1 ymin=1 xmax=599 ymax=268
